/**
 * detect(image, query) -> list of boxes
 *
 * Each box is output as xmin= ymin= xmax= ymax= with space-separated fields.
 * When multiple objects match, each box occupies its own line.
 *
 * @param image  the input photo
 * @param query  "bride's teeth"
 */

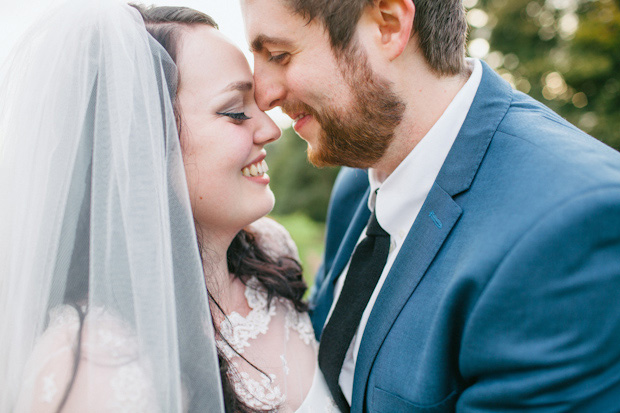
xmin=243 ymin=160 xmax=268 ymax=177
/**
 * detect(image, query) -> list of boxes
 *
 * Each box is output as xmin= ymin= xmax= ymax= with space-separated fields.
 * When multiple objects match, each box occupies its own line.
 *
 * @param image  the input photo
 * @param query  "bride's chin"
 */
xmin=245 ymin=202 xmax=275 ymax=229
xmin=250 ymin=189 xmax=275 ymax=217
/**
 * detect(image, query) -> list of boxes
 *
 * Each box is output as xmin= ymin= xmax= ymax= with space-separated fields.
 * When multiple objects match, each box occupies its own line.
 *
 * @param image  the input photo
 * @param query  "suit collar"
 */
xmin=436 ymin=60 xmax=512 ymax=197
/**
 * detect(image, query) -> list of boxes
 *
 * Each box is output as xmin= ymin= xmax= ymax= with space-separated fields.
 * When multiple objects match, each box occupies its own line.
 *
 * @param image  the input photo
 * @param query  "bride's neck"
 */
xmin=196 ymin=227 xmax=243 ymax=316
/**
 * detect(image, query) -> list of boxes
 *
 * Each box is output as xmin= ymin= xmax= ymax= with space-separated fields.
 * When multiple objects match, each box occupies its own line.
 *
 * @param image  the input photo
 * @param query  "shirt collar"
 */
xmin=368 ymin=58 xmax=482 ymax=240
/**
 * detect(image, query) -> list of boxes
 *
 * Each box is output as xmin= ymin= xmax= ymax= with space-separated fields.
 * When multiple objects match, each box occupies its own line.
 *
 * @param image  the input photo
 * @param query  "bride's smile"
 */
xmin=175 ymin=25 xmax=280 ymax=238
xmin=241 ymin=153 xmax=269 ymax=180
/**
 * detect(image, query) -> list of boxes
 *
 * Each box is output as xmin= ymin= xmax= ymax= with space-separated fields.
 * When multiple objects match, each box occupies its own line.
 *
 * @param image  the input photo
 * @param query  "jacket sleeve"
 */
xmin=458 ymin=185 xmax=620 ymax=411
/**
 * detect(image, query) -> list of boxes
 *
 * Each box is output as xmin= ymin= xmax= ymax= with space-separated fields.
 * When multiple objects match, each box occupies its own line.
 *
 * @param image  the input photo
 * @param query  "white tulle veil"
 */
xmin=0 ymin=0 xmax=225 ymax=411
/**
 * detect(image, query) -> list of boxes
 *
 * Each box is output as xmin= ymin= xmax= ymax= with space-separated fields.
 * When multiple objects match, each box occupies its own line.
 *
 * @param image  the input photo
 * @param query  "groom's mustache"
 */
xmin=281 ymin=101 xmax=320 ymax=123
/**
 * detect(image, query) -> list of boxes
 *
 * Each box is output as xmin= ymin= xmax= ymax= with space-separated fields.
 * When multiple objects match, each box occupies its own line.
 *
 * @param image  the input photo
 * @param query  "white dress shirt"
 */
xmin=327 ymin=59 xmax=483 ymax=404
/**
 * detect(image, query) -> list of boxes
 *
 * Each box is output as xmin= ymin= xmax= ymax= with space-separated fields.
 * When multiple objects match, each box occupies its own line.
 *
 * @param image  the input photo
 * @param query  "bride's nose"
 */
xmin=254 ymin=111 xmax=281 ymax=146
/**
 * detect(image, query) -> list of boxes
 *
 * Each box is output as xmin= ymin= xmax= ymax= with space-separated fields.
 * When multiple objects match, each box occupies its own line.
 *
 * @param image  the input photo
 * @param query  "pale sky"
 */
xmin=0 ymin=0 xmax=292 ymax=127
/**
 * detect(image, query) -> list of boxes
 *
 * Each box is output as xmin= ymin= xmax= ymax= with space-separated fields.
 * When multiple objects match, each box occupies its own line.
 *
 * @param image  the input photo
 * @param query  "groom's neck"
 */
xmin=371 ymin=58 xmax=471 ymax=179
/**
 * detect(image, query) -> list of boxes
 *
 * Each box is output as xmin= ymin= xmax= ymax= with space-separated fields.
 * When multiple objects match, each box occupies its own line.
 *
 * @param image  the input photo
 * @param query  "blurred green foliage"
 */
xmin=471 ymin=0 xmax=620 ymax=149
xmin=266 ymin=127 xmax=340 ymax=223
xmin=269 ymin=213 xmax=326 ymax=286
xmin=266 ymin=128 xmax=338 ymax=281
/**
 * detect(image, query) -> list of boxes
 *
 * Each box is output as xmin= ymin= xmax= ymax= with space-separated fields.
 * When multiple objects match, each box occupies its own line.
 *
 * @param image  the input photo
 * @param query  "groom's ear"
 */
xmin=363 ymin=0 xmax=415 ymax=61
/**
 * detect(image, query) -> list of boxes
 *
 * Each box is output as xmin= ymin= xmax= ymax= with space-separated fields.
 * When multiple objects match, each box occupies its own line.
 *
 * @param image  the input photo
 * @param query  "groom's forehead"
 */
xmin=244 ymin=0 xmax=327 ymax=50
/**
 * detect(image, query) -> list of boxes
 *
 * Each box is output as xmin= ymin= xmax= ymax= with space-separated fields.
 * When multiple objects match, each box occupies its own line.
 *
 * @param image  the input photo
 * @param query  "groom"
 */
xmin=242 ymin=0 xmax=620 ymax=411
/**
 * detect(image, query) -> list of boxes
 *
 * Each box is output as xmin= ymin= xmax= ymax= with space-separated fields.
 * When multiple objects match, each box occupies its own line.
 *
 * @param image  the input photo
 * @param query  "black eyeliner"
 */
xmin=216 ymin=112 xmax=252 ymax=121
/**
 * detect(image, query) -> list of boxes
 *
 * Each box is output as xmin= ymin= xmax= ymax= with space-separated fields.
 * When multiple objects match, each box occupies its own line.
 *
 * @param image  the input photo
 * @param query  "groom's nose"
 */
xmin=253 ymin=62 xmax=285 ymax=112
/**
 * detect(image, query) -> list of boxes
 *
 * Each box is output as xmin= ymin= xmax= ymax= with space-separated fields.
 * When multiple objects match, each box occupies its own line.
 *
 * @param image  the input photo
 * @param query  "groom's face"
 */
xmin=242 ymin=0 xmax=404 ymax=168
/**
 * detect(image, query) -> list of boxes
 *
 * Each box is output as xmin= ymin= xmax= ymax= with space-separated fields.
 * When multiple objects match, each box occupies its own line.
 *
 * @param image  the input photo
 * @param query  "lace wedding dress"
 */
xmin=216 ymin=218 xmax=338 ymax=412
xmin=217 ymin=277 xmax=337 ymax=412
xmin=14 ymin=218 xmax=337 ymax=412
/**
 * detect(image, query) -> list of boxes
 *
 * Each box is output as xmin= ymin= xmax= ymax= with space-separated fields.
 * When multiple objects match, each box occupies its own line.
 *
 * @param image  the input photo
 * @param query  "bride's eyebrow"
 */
xmin=223 ymin=81 xmax=253 ymax=93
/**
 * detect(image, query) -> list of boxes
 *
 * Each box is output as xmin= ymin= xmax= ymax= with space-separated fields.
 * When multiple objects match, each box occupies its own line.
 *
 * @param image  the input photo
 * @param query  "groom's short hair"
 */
xmin=284 ymin=0 xmax=468 ymax=76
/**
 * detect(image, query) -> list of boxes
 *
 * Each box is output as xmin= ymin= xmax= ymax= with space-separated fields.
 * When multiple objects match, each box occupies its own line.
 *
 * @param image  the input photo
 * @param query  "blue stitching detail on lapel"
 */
xmin=429 ymin=211 xmax=443 ymax=229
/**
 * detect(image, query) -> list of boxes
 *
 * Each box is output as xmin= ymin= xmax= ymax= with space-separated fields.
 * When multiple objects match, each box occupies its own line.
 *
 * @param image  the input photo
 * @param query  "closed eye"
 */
xmin=217 ymin=112 xmax=252 ymax=122
xmin=268 ymin=53 xmax=290 ymax=64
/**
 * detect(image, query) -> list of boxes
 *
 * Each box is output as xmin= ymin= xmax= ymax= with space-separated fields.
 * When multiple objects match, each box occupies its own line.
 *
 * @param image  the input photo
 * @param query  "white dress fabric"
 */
xmin=218 ymin=218 xmax=338 ymax=412
xmin=15 ymin=306 xmax=160 ymax=413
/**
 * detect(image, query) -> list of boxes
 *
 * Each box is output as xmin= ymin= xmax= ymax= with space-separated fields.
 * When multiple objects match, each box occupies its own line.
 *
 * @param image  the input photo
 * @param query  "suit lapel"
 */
xmin=350 ymin=61 xmax=514 ymax=411
xmin=311 ymin=187 xmax=371 ymax=339
xmin=351 ymin=185 xmax=462 ymax=411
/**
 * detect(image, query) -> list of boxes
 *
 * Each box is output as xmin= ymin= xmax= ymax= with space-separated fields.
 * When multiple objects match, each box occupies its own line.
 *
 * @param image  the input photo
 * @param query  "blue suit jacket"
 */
xmin=310 ymin=61 xmax=620 ymax=412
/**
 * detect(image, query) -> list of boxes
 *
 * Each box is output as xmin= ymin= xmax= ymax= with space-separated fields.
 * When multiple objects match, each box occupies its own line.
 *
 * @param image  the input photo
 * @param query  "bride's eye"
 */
xmin=217 ymin=112 xmax=252 ymax=123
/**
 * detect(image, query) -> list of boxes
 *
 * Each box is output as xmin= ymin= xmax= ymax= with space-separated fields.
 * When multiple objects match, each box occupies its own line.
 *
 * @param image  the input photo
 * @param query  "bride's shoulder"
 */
xmin=23 ymin=306 xmax=83 ymax=378
xmin=247 ymin=217 xmax=300 ymax=261
xmin=16 ymin=306 xmax=79 ymax=409
xmin=38 ymin=305 xmax=140 ymax=362
xmin=17 ymin=305 xmax=156 ymax=413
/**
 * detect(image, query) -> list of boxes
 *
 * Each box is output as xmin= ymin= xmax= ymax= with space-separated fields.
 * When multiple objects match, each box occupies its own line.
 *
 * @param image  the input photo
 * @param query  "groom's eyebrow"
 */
xmin=250 ymin=34 xmax=293 ymax=53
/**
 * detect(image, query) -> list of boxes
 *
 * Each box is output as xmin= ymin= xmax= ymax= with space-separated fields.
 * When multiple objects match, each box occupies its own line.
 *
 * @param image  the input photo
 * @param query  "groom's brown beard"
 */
xmin=285 ymin=43 xmax=405 ymax=169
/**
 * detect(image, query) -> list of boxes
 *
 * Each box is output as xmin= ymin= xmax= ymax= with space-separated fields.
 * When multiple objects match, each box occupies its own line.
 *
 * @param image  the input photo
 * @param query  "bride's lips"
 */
xmin=241 ymin=153 xmax=270 ymax=184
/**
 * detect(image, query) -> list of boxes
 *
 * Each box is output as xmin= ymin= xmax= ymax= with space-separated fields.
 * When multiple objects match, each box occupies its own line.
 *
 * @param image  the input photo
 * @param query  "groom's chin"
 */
xmin=305 ymin=139 xmax=338 ymax=168
xmin=307 ymin=142 xmax=371 ymax=169
xmin=307 ymin=145 xmax=332 ymax=168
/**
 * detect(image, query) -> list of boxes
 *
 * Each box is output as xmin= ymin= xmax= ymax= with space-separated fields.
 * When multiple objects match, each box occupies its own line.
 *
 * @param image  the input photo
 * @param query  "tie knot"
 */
xmin=366 ymin=211 xmax=389 ymax=237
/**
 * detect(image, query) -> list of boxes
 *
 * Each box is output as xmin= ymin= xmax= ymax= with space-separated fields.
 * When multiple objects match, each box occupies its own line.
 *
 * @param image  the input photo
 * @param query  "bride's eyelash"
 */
xmin=217 ymin=112 xmax=251 ymax=121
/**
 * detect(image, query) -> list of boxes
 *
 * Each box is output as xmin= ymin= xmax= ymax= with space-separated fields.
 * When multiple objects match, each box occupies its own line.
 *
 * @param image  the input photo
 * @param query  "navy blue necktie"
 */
xmin=318 ymin=210 xmax=390 ymax=412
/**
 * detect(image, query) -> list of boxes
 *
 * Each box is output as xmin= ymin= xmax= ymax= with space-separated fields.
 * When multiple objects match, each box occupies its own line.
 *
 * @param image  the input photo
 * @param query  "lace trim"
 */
xmin=41 ymin=373 xmax=58 ymax=403
xmin=107 ymin=364 xmax=156 ymax=412
xmin=283 ymin=299 xmax=315 ymax=347
xmin=216 ymin=277 xmax=318 ymax=410
xmin=231 ymin=363 xmax=284 ymax=409
xmin=46 ymin=306 xmax=139 ymax=364
xmin=218 ymin=278 xmax=276 ymax=360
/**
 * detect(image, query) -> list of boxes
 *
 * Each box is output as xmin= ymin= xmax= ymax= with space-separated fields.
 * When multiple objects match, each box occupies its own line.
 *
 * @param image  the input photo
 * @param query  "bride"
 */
xmin=0 ymin=1 xmax=336 ymax=412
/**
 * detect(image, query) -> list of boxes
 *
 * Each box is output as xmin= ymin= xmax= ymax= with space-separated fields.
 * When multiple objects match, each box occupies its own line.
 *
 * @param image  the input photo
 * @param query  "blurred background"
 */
xmin=2 ymin=0 xmax=619 ymax=285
